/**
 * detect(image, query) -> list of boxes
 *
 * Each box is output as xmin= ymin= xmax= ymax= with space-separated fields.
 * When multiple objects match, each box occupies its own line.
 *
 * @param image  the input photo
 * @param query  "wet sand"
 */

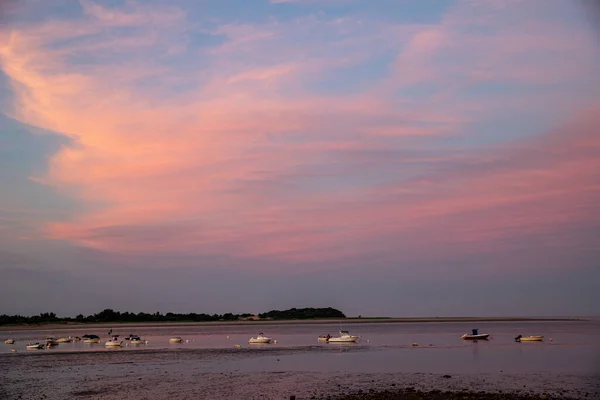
xmin=0 ymin=316 xmax=581 ymax=332
xmin=1 ymin=347 xmax=598 ymax=399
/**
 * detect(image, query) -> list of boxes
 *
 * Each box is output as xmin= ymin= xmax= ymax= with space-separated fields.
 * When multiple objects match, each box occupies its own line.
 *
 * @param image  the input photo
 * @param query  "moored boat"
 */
xmin=327 ymin=331 xmax=359 ymax=343
xmin=105 ymin=335 xmax=122 ymax=347
xmin=248 ymin=333 xmax=273 ymax=344
xmin=45 ymin=337 xmax=59 ymax=346
xmin=129 ymin=336 xmax=145 ymax=345
xmin=26 ymin=343 xmax=44 ymax=350
xmin=57 ymin=337 xmax=73 ymax=343
xmin=4 ymin=339 xmax=16 ymax=345
xmin=515 ymin=335 xmax=544 ymax=342
xmin=169 ymin=337 xmax=183 ymax=343
xmin=82 ymin=334 xmax=101 ymax=343
xmin=460 ymin=329 xmax=490 ymax=340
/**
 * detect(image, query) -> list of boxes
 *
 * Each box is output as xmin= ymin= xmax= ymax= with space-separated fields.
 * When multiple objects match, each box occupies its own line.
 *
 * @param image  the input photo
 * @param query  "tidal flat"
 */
xmin=2 ymin=320 xmax=598 ymax=399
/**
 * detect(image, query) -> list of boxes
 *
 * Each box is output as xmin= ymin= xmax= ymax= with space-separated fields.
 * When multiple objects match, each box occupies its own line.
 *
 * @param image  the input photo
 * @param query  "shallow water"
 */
xmin=2 ymin=320 xmax=599 ymax=399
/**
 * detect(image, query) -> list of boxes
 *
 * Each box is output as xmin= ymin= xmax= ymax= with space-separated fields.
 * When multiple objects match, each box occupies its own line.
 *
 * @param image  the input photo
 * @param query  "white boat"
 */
xmin=169 ymin=337 xmax=183 ymax=343
xmin=248 ymin=333 xmax=273 ymax=344
xmin=129 ymin=336 xmax=145 ymax=345
xmin=57 ymin=337 xmax=73 ymax=343
xmin=460 ymin=329 xmax=490 ymax=340
xmin=45 ymin=337 xmax=59 ymax=346
xmin=327 ymin=331 xmax=360 ymax=343
xmin=82 ymin=334 xmax=100 ymax=343
xmin=4 ymin=339 xmax=15 ymax=345
xmin=516 ymin=335 xmax=544 ymax=342
xmin=105 ymin=335 xmax=122 ymax=347
xmin=26 ymin=343 xmax=44 ymax=350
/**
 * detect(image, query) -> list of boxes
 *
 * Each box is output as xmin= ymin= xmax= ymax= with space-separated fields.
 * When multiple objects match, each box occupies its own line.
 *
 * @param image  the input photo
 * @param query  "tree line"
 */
xmin=0 ymin=307 xmax=346 ymax=325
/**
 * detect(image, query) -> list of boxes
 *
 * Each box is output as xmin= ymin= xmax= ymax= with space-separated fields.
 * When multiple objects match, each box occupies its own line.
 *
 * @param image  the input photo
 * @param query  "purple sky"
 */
xmin=0 ymin=0 xmax=599 ymax=317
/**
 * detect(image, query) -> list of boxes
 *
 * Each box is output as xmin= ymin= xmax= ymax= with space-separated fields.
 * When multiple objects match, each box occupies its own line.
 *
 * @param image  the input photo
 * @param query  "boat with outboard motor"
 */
xmin=460 ymin=329 xmax=490 ymax=340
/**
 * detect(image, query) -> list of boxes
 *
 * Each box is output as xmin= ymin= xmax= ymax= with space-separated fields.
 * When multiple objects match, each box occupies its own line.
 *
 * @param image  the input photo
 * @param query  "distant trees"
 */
xmin=0 ymin=307 xmax=346 ymax=326
xmin=258 ymin=307 xmax=345 ymax=320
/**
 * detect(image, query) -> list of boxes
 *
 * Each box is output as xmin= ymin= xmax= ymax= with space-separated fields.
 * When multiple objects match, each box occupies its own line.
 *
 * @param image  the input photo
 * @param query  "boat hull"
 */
xmin=83 ymin=338 xmax=100 ymax=344
xmin=57 ymin=338 xmax=72 ymax=343
xmin=327 ymin=336 xmax=359 ymax=343
xmin=460 ymin=334 xmax=490 ymax=340
xmin=248 ymin=338 xmax=272 ymax=344
xmin=4 ymin=339 xmax=15 ymax=344
xmin=130 ymin=340 xmax=145 ymax=345
xmin=26 ymin=344 xmax=44 ymax=350
xmin=105 ymin=341 xmax=122 ymax=347
xmin=169 ymin=337 xmax=183 ymax=343
xmin=519 ymin=336 xmax=544 ymax=342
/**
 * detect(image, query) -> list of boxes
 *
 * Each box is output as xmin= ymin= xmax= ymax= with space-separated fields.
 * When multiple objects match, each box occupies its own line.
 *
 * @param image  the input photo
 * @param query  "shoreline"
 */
xmin=0 ymin=316 xmax=583 ymax=332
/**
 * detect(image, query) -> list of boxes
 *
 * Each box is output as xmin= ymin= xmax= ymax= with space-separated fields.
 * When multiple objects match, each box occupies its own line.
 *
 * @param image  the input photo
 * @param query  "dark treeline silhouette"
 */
xmin=0 ymin=307 xmax=346 ymax=325
xmin=258 ymin=307 xmax=345 ymax=320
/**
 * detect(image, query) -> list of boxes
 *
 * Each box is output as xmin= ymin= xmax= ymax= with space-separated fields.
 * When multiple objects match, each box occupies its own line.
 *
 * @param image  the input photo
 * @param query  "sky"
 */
xmin=0 ymin=0 xmax=599 ymax=318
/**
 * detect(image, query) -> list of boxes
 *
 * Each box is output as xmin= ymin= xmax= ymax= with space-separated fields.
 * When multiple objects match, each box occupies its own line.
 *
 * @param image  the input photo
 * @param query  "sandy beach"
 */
xmin=0 ymin=316 xmax=581 ymax=332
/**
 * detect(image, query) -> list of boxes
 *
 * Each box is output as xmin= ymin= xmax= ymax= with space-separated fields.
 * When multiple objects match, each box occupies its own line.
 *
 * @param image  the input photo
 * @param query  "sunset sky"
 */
xmin=1 ymin=0 xmax=599 ymax=317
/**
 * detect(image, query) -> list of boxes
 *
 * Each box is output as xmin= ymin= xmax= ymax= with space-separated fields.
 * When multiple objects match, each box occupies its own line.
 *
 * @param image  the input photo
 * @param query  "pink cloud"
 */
xmin=0 ymin=0 xmax=598 ymax=271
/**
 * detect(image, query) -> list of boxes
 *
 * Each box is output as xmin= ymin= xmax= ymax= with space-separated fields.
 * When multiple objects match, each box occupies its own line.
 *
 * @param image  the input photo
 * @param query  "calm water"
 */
xmin=2 ymin=319 xmax=600 ymax=375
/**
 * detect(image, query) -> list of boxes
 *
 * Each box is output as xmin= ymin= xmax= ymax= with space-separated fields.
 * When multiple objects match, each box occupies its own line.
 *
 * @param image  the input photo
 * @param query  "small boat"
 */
xmin=45 ymin=337 xmax=59 ymax=346
xmin=327 ymin=331 xmax=360 ymax=343
xmin=169 ymin=337 xmax=183 ymax=343
xmin=129 ymin=336 xmax=145 ymax=345
xmin=82 ymin=334 xmax=100 ymax=343
xmin=105 ymin=335 xmax=122 ymax=347
xmin=248 ymin=333 xmax=273 ymax=344
xmin=4 ymin=339 xmax=16 ymax=345
xmin=26 ymin=343 xmax=44 ymax=350
xmin=57 ymin=337 xmax=73 ymax=343
xmin=515 ymin=335 xmax=544 ymax=342
xmin=460 ymin=329 xmax=490 ymax=340
xmin=317 ymin=334 xmax=332 ymax=342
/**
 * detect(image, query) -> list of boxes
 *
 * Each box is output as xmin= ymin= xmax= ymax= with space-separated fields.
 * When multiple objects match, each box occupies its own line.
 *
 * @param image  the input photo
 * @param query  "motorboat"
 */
xmin=57 ymin=337 xmax=73 ymax=343
xmin=45 ymin=337 xmax=59 ymax=346
xmin=129 ymin=336 xmax=145 ymax=345
xmin=515 ymin=335 xmax=544 ymax=342
xmin=105 ymin=335 xmax=122 ymax=347
xmin=460 ymin=329 xmax=490 ymax=340
xmin=169 ymin=337 xmax=183 ymax=343
xmin=4 ymin=339 xmax=15 ymax=345
xmin=26 ymin=343 xmax=44 ymax=350
xmin=248 ymin=333 xmax=273 ymax=344
xmin=327 ymin=331 xmax=360 ymax=343
xmin=317 ymin=334 xmax=332 ymax=342
xmin=82 ymin=334 xmax=100 ymax=343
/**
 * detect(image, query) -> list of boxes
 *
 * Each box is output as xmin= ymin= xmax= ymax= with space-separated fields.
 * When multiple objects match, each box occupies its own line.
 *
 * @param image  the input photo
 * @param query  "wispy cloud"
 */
xmin=1 ymin=0 xmax=598 ymax=271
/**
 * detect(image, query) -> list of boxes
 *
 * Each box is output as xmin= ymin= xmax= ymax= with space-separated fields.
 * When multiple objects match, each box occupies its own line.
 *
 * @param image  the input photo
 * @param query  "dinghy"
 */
xmin=460 ymin=329 xmax=490 ymax=340
xmin=248 ymin=333 xmax=273 ymax=344
xmin=515 ymin=335 xmax=544 ymax=342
